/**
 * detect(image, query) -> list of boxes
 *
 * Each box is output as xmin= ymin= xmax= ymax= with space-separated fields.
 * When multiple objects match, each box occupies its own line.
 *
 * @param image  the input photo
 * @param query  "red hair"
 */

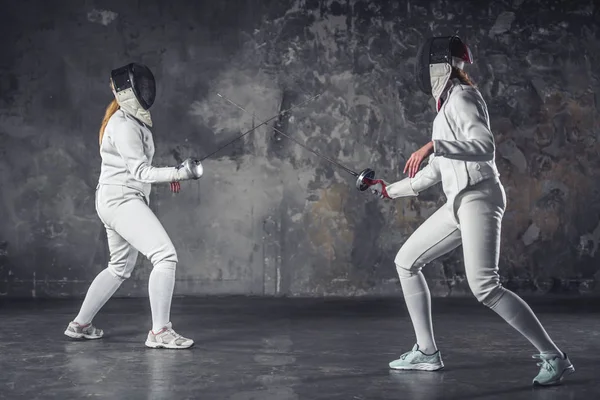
xmin=98 ymin=99 xmax=119 ymax=146
xmin=451 ymin=67 xmax=476 ymax=87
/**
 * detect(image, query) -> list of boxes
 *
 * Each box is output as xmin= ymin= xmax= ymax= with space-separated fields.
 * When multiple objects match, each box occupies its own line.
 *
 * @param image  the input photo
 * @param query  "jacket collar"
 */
xmin=437 ymin=79 xmax=462 ymax=112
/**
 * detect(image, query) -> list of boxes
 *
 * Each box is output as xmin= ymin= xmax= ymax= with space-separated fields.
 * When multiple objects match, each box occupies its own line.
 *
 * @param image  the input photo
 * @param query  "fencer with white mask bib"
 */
xmin=367 ymin=36 xmax=574 ymax=386
xmin=64 ymin=63 xmax=203 ymax=349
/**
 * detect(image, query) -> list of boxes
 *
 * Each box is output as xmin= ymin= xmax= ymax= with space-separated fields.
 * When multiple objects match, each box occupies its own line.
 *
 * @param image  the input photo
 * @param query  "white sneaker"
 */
xmin=145 ymin=322 xmax=194 ymax=349
xmin=64 ymin=321 xmax=104 ymax=340
xmin=389 ymin=344 xmax=444 ymax=371
xmin=532 ymin=352 xmax=575 ymax=386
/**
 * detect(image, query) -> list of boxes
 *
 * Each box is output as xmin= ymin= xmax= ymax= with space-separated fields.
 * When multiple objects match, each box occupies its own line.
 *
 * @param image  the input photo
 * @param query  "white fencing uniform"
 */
xmin=386 ymin=80 xmax=564 ymax=359
xmin=388 ymin=82 xmax=505 ymax=305
xmin=74 ymin=109 xmax=180 ymax=333
xmin=97 ymin=110 xmax=180 ymax=279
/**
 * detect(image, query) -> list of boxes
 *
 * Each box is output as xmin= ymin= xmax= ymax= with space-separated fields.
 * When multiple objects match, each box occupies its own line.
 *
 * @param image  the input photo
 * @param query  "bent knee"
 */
xmin=149 ymin=245 xmax=178 ymax=266
xmin=107 ymin=264 xmax=131 ymax=281
xmin=469 ymin=280 xmax=506 ymax=307
xmin=395 ymin=264 xmax=420 ymax=279
xmin=394 ymin=248 xmax=424 ymax=279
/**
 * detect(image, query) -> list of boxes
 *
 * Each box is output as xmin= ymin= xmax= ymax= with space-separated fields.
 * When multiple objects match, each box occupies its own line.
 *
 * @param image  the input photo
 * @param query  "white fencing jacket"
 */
xmin=387 ymin=81 xmax=499 ymax=205
xmin=98 ymin=110 xmax=179 ymax=198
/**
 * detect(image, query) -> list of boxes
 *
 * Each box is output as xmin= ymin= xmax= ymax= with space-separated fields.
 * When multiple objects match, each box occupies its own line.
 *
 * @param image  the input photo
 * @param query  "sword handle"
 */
xmin=355 ymin=168 xmax=376 ymax=191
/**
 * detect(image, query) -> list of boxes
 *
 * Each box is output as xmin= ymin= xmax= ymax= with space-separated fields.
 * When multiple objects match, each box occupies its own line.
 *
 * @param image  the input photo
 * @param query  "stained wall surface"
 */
xmin=0 ymin=0 xmax=598 ymax=297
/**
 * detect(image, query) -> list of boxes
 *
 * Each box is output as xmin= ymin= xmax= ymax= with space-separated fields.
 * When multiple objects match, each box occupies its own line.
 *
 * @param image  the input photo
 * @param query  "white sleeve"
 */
xmin=110 ymin=125 xmax=179 ymax=183
xmin=386 ymin=155 xmax=442 ymax=199
xmin=433 ymin=90 xmax=495 ymax=162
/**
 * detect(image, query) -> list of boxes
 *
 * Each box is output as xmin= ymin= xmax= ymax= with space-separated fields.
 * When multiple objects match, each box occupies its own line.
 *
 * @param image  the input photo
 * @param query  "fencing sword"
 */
xmin=216 ymin=93 xmax=377 ymax=192
xmin=169 ymin=93 xmax=320 ymax=194
xmin=198 ymin=92 xmax=322 ymax=162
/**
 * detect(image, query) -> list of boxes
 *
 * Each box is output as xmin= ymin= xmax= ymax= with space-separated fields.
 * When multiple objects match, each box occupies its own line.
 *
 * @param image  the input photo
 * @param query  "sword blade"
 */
xmin=217 ymin=93 xmax=358 ymax=177
xmin=199 ymin=92 xmax=322 ymax=162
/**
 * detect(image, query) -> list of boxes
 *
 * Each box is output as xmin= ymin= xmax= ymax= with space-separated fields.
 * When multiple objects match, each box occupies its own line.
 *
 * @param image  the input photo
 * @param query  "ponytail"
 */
xmin=99 ymin=99 xmax=119 ymax=146
xmin=451 ymin=67 xmax=476 ymax=87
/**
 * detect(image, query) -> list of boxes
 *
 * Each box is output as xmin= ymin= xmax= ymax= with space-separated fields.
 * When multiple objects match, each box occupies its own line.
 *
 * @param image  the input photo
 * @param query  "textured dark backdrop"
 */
xmin=0 ymin=0 xmax=598 ymax=298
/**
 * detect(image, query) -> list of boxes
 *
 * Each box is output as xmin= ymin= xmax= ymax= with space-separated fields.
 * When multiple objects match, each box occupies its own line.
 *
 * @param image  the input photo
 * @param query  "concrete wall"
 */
xmin=0 ymin=0 xmax=599 ymax=298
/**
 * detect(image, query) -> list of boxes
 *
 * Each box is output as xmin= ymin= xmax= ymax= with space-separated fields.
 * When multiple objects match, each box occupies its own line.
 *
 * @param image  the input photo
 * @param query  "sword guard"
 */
xmin=356 ymin=168 xmax=375 ymax=191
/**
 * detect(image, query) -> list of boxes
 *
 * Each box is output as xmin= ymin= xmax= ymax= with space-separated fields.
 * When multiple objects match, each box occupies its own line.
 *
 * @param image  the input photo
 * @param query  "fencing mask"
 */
xmin=415 ymin=36 xmax=473 ymax=110
xmin=110 ymin=63 xmax=156 ymax=127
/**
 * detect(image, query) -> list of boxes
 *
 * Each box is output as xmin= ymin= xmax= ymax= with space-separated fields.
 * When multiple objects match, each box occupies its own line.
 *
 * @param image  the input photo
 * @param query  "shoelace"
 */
xmin=532 ymin=354 xmax=555 ymax=372
xmin=79 ymin=324 xmax=97 ymax=334
xmin=162 ymin=329 xmax=184 ymax=344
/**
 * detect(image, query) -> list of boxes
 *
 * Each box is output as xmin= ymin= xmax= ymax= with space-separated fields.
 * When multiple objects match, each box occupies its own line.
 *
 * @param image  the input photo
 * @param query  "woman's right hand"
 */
xmin=367 ymin=179 xmax=391 ymax=199
xmin=176 ymin=158 xmax=204 ymax=180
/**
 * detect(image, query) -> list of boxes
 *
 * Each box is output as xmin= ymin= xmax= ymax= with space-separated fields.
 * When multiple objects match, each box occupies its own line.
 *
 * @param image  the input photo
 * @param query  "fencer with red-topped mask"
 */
xmin=367 ymin=36 xmax=574 ymax=386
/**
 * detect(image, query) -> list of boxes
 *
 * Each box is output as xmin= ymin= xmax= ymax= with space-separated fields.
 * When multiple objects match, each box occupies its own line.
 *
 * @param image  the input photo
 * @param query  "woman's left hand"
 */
xmin=403 ymin=141 xmax=434 ymax=178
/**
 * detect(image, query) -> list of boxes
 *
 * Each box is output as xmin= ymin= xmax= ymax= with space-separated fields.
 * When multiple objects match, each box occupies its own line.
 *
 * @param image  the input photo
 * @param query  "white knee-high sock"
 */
xmin=74 ymin=268 xmax=123 ymax=325
xmin=148 ymin=261 xmax=176 ymax=332
xmin=488 ymin=288 xmax=563 ymax=357
xmin=400 ymin=272 xmax=437 ymax=354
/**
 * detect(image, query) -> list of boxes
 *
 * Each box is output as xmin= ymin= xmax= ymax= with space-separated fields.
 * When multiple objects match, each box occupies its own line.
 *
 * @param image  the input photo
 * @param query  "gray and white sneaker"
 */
xmin=64 ymin=321 xmax=104 ymax=340
xmin=532 ymin=352 xmax=575 ymax=386
xmin=389 ymin=344 xmax=444 ymax=371
xmin=145 ymin=322 xmax=194 ymax=349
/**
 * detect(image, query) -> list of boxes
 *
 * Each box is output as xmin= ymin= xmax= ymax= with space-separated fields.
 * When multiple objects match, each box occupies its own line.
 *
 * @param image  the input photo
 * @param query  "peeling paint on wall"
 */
xmin=0 ymin=0 xmax=599 ymax=297
xmin=87 ymin=9 xmax=118 ymax=26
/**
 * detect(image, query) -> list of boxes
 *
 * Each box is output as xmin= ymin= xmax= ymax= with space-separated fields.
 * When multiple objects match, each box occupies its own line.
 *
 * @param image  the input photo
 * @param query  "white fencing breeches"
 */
xmin=393 ymin=178 xmax=563 ymax=356
xmin=95 ymin=185 xmax=178 ymax=280
xmin=395 ymin=178 xmax=506 ymax=306
xmin=73 ymin=185 xmax=178 ymax=330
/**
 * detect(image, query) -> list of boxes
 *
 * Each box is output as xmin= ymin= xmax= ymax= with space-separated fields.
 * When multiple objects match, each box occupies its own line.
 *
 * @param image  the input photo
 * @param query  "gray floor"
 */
xmin=0 ymin=297 xmax=598 ymax=400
